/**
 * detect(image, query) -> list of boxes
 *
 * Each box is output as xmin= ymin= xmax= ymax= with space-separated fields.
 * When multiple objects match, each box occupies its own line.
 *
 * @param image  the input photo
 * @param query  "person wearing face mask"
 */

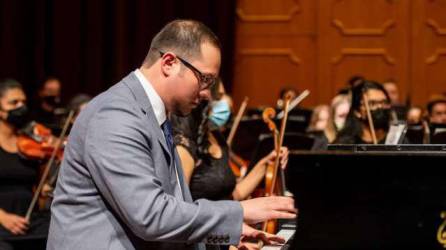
xmin=171 ymin=80 xmax=289 ymax=204
xmin=0 ymin=79 xmax=49 ymax=250
xmin=30 ymin=77 xmax=65 ymax=134
xmin=334 ymin=80 xmax=394 ymax=144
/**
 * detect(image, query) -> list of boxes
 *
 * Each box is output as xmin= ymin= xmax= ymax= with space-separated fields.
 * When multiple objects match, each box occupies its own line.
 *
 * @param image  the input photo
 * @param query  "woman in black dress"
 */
xmin=334 ymin=80 xmax=393 ymax=144
xmin=172 ymin=80 xmax=288 ymax=201
xmin=0 ymin=79 xmax=49 ymax=250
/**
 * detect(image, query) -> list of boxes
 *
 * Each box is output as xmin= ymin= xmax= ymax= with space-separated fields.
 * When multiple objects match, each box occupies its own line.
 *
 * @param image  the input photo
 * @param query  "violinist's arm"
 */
xmin=176 ymin=145 xmax=195 ymax=184
xmin=232 ymin=147 xmax=289 ymax=201
xmin=232 ymin=156 xmax=268 ymax=201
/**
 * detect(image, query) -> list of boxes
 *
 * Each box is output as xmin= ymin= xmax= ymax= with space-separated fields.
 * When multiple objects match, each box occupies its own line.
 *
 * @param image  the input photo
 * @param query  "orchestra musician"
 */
xmin=427 ymin=95 xmax=446 ymax=125
xmin=334 ymin=80 xmax=393 ymax=144
xmin=171 ymin=79 xmax=289 ymax=202
xmin=0 ymin=79 xmax=49 ymax=250
xmin=30 ymin=77 xmax=65 ymax=134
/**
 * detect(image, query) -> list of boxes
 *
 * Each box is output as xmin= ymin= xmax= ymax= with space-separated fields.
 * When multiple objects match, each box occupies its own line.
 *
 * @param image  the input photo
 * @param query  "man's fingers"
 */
xmin=262 ymin=232 xmax=286 ymax=244
xmin=245 ymin=231 xmax=285 ymax=246
xmin=271 ymin=210 xmax=297 ymax=220
xmin=269 ymin=197 xmax=296 ymax=212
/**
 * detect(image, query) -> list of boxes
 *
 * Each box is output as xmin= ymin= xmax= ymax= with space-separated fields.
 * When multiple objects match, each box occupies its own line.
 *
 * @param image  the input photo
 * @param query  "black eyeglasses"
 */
xmin=158 ymin=50 xmax=217 ymax=90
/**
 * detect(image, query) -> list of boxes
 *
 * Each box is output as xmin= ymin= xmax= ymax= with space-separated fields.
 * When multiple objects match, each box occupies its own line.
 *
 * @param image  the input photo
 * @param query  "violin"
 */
xmin=261 ymin=93 xmax=293 ymax=234
xmin=17 ymin=122 xmax=64 ymax=161
xmin=261 ymin=109 xmax=283 ymax=234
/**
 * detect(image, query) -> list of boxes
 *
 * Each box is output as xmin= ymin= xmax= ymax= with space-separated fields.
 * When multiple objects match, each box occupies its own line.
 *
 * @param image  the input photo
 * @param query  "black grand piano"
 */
xmin=274 ymin=145 xmax=446 ymax=250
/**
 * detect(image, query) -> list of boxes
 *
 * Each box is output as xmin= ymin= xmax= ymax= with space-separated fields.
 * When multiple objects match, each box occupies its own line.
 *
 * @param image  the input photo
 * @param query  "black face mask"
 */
xmin=370 ymin=108 xmax=391 ymax=129
xmin=42 ymin=95 xmax=60 ymax=107
xmin=4 ymin=105 xmax=30 ymax=129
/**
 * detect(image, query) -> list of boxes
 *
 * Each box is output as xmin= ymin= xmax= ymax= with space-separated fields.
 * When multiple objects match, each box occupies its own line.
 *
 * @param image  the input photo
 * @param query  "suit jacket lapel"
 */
xmin=124 ymin=72 xmax=188 ymax=201
xmin=123 ymin=73 xmax=172 ymax=165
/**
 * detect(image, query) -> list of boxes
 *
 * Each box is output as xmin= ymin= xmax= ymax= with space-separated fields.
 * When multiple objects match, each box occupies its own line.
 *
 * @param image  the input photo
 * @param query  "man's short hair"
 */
xmin=144 ymin=19 xmax=220 ymax=66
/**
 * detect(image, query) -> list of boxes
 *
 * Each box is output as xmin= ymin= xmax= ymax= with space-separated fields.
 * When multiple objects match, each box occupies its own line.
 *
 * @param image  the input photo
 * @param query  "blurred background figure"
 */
xmin=383 ymin=80 xmax=401 ymax=107
xmin=406 ymin=106 xmax=423 ymax=126
xmin=308 ymin=93 xmax=351 ymax=150
xmin=30 ymin=77 xmax=65 ymax=134
xmin=427 ymin=95 xmax=446 ymax=125
xmin=331 ymin=93 xmax=351 ymax=132
xmin=383 ymin=80 xmax=407 ymax=122
xmin=307 ymin=105 xmax=330 ymax=132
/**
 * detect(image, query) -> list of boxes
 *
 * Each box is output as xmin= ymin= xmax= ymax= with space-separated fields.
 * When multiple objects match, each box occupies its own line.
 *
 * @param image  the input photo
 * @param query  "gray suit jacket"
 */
xmin=47 ymin=73 xmax=243 ymax=250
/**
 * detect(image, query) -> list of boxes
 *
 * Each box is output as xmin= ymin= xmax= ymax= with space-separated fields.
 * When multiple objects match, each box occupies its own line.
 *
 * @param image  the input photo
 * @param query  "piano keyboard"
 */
xmin=262 ymin=223 xmax=296 ymax=250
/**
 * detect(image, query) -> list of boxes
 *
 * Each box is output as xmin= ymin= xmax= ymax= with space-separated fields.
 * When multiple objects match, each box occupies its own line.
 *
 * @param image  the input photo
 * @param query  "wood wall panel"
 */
xmin=411 ymin=0 xmax=446 ymax=105
xmin=233 ymin=0 xmax=316 ymax=108
xmin=233 ymin=0 xmax=446 ymax=109
xmin=317 ymin=0 xmax=410 ymax=103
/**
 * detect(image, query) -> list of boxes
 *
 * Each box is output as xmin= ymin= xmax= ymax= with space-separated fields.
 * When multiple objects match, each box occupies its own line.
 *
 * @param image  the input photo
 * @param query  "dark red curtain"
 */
xmin=0 ymin=0 xmax=236 ymax=104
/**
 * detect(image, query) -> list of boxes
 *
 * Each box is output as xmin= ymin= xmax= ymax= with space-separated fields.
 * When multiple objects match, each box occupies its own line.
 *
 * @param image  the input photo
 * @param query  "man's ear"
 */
xmin=160 ymin=52 xmax=179 ymax=77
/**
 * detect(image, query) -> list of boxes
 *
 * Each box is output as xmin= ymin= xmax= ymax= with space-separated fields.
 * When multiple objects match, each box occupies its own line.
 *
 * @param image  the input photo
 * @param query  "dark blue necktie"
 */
xmin=161 ymin=119 xmax=175 ymax=158
xmin=161 ymin=119 xmax=185 ymax=200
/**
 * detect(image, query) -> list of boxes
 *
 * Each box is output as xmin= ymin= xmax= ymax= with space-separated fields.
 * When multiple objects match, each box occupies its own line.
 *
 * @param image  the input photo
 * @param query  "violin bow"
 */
xmin=274 ymin=92 xmax=292 ymax=194
xmin=25 ymin=110 xmax=75 ymax=221
xmin=362 ymin=92 xmax=378 ymax=144
xmin=226 ymin=96 xmax=249 ymax=147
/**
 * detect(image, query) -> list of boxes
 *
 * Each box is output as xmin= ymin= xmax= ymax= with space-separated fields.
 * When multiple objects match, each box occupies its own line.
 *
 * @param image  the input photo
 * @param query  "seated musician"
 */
xmin=334 ymin=80 xmax=393 ymax=144
xmin=383 ymin=80 xmax=407 ymax=121
xmin=310 ymin=93 xmax=350 ymax=150
xmin=30 ymin=77 xmax=64 ymax=134
xmin=0 ymin=79 xmax=49 ymax=250
xmin=427 ymin=95 xmax=446 ymax=125
xmin=407 ymin=106 xmax=423 ymax=126
xmin=171 ymin=79 xmax=289 ymax=201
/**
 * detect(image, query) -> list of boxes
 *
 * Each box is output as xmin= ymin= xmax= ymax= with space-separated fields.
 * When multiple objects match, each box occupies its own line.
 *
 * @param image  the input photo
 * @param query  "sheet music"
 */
xmin=385 ymin=123 xmax=407 ymax=145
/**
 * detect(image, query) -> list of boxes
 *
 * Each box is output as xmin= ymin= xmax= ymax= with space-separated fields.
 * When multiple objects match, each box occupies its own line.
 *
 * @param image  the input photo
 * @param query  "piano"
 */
xmin=262 ymin=223 xmax=295 ymax=250
xmin=274 ymin=145 xmax=446 ymax=249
